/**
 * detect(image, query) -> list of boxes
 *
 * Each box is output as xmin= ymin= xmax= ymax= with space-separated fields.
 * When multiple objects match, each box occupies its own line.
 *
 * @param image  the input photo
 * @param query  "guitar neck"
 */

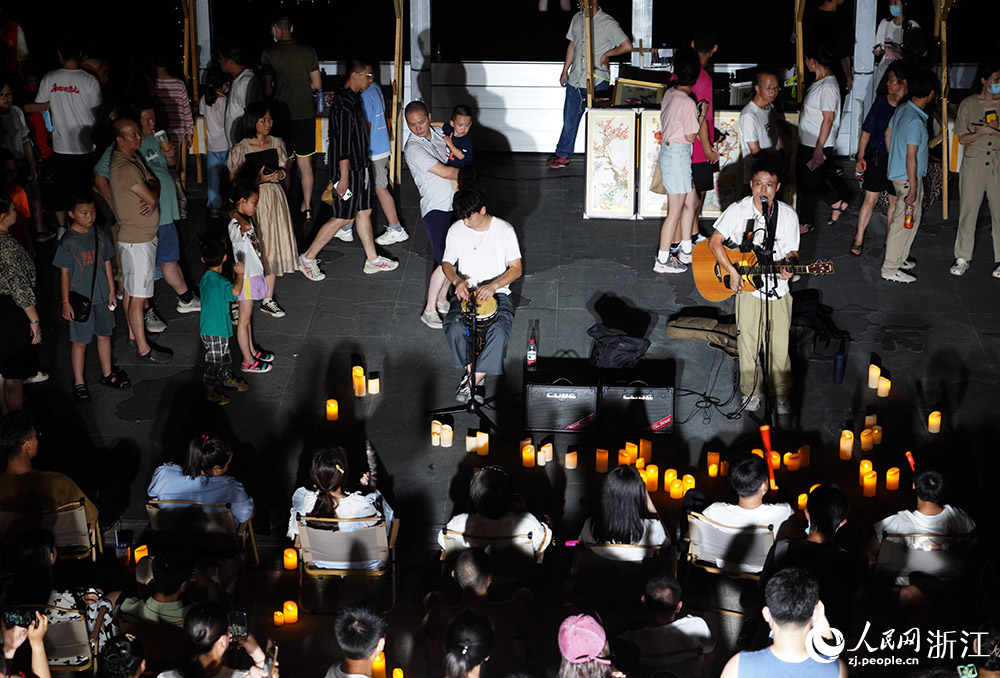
xmin=745 ymin=264 xmax=811 ymax=275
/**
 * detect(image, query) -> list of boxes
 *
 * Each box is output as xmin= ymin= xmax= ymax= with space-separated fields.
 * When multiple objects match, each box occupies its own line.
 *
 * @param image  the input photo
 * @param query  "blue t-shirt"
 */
xmin=198 ymin=269 xmax=233 ymax=338
xmin=94 ymin=136 xmax=179 ymax=226
xmin=442 ymin=122 xmax=474 ymax=169
xmin=887 ymin=100 xmax=929 ymax=181
xmin=147 ymin=463 xmax=254 ymax=524
xmin=361 ymin=85 xmax=390 ymax=159
xmin=861 ymin=94 xmax=896 ymax=154
xmin=51 ymin=227 xmax=113 ymax=302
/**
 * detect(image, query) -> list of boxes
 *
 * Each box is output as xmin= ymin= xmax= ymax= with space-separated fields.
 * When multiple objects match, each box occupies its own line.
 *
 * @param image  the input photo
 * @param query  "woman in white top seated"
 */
xmin=147 ymin=435 xmax=254 ymax=525
xmin=438 ymin=466 xmax=552 ymax=561
xmin=579 ymin=465 xmax=670 ymax=562
xmin=287 ymin=446 xmax=394 ymax=570
xmin=156 ymin=602 xmax=275 ymax=678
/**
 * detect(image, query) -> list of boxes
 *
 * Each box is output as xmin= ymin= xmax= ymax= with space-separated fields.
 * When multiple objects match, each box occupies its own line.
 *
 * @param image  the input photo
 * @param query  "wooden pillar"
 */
xmin=390 ymin=0 xmax=404 ymax=188
xmin=583 ymin=0 xmax=595 ymax=107
xmin=795 ymin=0 xmax=806 ymax=103
xmin=940 ymin=5 xmax=949 ymax=219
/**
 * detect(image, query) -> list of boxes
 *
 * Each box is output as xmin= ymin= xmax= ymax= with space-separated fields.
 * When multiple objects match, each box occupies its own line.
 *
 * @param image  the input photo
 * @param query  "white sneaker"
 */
xmin=776 ymin=396 xmax=792 ymax=415
xmin=900 ymin=257 xmax=917 ymax=271
xmin=436 ymin=301 xmax=450 ymax=315
xmin=993 ymin=264 xmax=1000 ymax=279
xmin=950 ymin=258 xmax=970 ymax=276
xmin=24 ymin=371 xmax=49 ymax=385
xmin=176 ymin=295 xmax=201 ymax=313
xmin=674 ymin=248 xmax=693 ymax=265
xmin=298 ymin=255 xmax=326 ymax=281
xmin=375 ymin=226 xmax=409 ymax=246
xmin=144 ymin=308 xmax=167 ymax=333
xmin=334 ymin=227 xmax=354 ymax=242
xmin=363 ymin=256 xmax=399 ymax=274
xmin=882 ymin=270 xmax=917 ymax=283
xmin=741 ymin=394 xmax=763 ymax=412
xmin=420 ymin=310 xmax=443 ymax=329
xmin=653 ymin=255 xmax=687 ymax=274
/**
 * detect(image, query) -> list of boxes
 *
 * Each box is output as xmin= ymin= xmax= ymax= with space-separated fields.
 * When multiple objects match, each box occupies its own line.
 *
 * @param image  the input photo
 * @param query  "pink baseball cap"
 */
xmin=558 ymin=614 xmax=611 ymax=665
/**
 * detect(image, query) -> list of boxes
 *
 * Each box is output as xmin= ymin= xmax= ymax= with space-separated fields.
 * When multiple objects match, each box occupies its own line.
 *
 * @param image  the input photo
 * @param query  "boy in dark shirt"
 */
xmin=434 ymin=104 xmax=475 ymax=169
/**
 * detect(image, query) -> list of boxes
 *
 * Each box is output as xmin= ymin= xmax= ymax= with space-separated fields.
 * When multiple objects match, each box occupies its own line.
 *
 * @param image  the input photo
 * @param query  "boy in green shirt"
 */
xmin=199 ymin=239 xmax=248 ymax=405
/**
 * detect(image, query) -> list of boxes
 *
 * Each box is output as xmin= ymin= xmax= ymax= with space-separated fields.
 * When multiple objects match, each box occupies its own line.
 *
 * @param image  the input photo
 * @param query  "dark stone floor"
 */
xmin=23 ymin=153 xmax=1000 ymax=676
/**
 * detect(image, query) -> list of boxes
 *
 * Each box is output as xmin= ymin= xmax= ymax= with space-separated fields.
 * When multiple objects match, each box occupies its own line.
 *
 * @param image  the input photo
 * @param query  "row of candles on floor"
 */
xmin=323 ymin=368 xmax=383 ymax=420
xmin=867 ymin=363 xmax=946 ymax=433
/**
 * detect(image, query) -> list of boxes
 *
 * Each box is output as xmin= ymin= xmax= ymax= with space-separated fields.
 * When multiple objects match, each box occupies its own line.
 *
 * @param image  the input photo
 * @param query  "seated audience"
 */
xmin=1 ymin=607 xmax=50 ymax=678
xmin=719 ymin=567 xmax=846 ymax=677
xmin=579 ymin=465 xmax=669 ymax=561
xmin=0 ymin=411 xmax=98 ymax=525
xmin=873 ymin=469 xmax=976 ymax=552
xmin=98 ymin=634 xmax=145 ymax=678
xmin=326 ymin=602 xmax=387 ymax=678
xmin=420 ymin=548 xmax=537 ymax=675
xmin=557 ymin=614 xmax=617 ymax=677
xmin=4 ymin=528 xmax=119 ymax=652
xmin=118 ymin=549 xmax=195 ymax=624
xmin=147 ymin=434 xmax=254 ymax=525
xmin=760 ymin=484 xmax=862 ymax=632
xmin=702 ymin=453 xmax=794 ymax=537
xmin=157 ymin=602 xmax=274 ymax=678
xmin=443 ymin=611 xmax=493 ymax=678
xmin=614 ymin=574 xmax=715 ymax=675
xmin=438 ymin=466 xmax=552 ymax=560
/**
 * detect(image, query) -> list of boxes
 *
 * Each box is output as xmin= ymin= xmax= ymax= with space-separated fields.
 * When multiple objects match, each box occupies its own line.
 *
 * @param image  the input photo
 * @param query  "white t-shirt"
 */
xmin=0 ymin=107 xmax=30 ymax=159
xmin=404 ymin=128 xmax=454 ymax=216
xmin=702 ymin=501 xmax=795 ymax=535
xmin=34 ymin=68 xmax=102 ymax=155
xmin=710 ymin=196 xmax=801 ymax=299
xmin=874 ymin=18 xmax=917 ymax=49
xmin=228 ymin=218 xmax=266 ymax=279
xmin=616 ymin=615 xmax=716 ymax=668
xmin=225 ymin=69 xmax=257 ymax=146
xmin=579 ymin=516 xmax=669 ymax=562
xmin=439 ymin=512 xmax=553 ymax=556
xmin=874 ymin=505 xmax=976 ymax=550
xmin=442 ymin=216 xmax=522 ymax=294
xmin=199 ymin=95 xmax=229 ymax=153
xmin=738 ymin=99 xmax=779 ymax=165
xmin=799 ymin=75 xmax=841 ymax=148
xmin=159 ymin=670 xmax=248 ymax=678
xmin=325 ymin=665 xmax=368 ymax=678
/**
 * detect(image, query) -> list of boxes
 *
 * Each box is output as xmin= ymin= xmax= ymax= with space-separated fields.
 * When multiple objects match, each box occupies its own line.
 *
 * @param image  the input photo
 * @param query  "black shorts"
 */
xmin=52 ymin=153 xmax=94 ymax=211
xmin=281 ymin=118 xmax=317 ymax=157
xmin=692 ymin=160 xmax=719 ymax=194
xmin=329 ymin=167 xmax=374 ymax=220
xmin=862 ymin=149 xmax=896 ymax=195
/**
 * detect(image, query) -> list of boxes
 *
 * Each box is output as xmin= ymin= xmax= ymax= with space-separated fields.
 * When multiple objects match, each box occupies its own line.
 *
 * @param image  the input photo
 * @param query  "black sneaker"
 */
xmin=260 ymin=298 xmax=286 ymax=318
xmin=138 ymin=346 xmax=173 ymax=364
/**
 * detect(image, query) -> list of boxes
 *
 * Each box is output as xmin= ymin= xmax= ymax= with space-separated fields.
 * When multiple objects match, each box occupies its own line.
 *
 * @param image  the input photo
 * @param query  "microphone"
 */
xmin=759 ymin=196 xmax=769 ymax=219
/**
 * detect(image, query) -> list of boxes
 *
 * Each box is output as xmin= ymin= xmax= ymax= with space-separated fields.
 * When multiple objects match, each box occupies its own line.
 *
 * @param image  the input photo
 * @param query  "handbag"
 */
xmin=650 ymin=161 xmax=667 ymax=195
xmin=67 ymin=228 xmax=99 ymax=323
xmin=320 ymin=180 xmax=335 ymax=205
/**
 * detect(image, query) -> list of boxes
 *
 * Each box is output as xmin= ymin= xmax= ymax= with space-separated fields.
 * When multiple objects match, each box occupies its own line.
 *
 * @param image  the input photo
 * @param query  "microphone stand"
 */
xmin=749 ymin=198 xmax=778 ymax=427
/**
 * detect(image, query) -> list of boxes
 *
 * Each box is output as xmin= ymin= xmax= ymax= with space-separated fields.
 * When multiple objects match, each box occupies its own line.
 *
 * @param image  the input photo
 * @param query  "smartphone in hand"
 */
xmin=264 ymin=639 xmax=279 ymax=678
xmin=228 ymin=611 xmax=249 ymax=643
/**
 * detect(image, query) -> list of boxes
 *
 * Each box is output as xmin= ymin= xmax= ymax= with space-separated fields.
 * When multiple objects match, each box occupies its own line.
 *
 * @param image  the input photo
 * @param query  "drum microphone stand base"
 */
xmin=428 ymin=391 xmax=499 ymax=433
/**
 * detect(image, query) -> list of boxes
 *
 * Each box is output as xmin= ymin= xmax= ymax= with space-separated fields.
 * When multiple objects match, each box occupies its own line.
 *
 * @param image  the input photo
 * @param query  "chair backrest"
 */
xmin=687 ymin=511 xmax=775 ymax=575
xmin=146 ymin=500 xmax=238 ymax=535
xmin=42 ymin=606 xmax=93 ymax=669
xmin=0 ymin=500 xmax=92 ymax=558
xmin=298 ymin=515 xmax=388 ymax=572
xmin=876 ymin=531 xmax=974 ymax=585
xmin=118 ymin=614 xmax=186 ymax=675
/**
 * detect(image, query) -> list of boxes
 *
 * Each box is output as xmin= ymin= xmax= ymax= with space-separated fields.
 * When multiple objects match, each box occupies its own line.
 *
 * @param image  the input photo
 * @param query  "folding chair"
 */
xmin=145 ymin=499 xmax=259 ymax=566
xmin=570 ymin=542 xmax=676 ymax=617
xmin=684 ymin=512 xmax=775 ymax=579
xmin=874 ymin=531 xmax=975 ymax=587
xmin=439 ymin=525 xmax=549 ymax=590
xmin=0 ymin=499 xmax=100 ymax=561
xmin=42 ymin=605 xmax=95 ymax=674
xmin=297 ymin=515 xmax=399 ymax=613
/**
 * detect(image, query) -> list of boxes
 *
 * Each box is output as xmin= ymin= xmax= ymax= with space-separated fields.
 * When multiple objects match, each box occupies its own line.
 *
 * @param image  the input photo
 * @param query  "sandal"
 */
xmin=253 ymin=350 xmax=275 ymax=363
xmin=850 ymin=241 xmax=864 ymax=256
xmin=99 ymin=368 xmax=132 ymax=389
xmin=73 ymin=384 xmax=91 ymax=401
xmin=799 ymin=223 xmax=816 ymax=235
xmin=827 ymin=201 xmax=849 ymax=226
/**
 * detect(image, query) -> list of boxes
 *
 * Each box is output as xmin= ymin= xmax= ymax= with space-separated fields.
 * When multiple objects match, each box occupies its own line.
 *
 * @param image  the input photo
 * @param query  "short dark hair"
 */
xmin=334 ymin=601 xmax=387 ymax=660
xmin=453 ymin=185 xmax=487 ymax=221
xmin=908 ymin=68 xmax=938 ymax=99
xmin=749 ymin=156 xmax=783 ymax=183
xmin=805 ymin=484 xmax=850 ymax=537
xmin=97 ymin=635 xmax=145 ymax=678
xmin=672 ymin=47 xmax=701 ymax=88
xmin=886 ymin=60 xmax=912 ymax=84
xmin=151 ymin=549 xmax=195 ymax=596
xmin=764 ymin=566 xmax=819 ymax=626
xmin=271 ymin=14 xmax=293 ymax=31
xmin=913 ymin=469 xmax=946 ymax=504
xmin=729 ymin=454 xmax=768 ymax=498
xmin=181 ymin=434 xmax=232 ymax=478
xmin=453 ymin=547 xmax=491 ymax=591
xmin=753 ymin=67 xmax=779 ymax=89
xmin=57 ymin=38 xmax=83 ymax=61
xmin=404 ymin=100 xmax=429 ymax=118
xmin=0 ymin=410 xmax=34 ymax=460
xmin=692 ymin=27 xmax=718 ymax=55
xmin=451 ymin=105 xmax=473 ymax=120
xmin=230 ymin=180 xmax=259 ymax=205
xmin=468 ymin=466 xmax=513 ymax=520
xmin=218 ymin=44 xmax=251 ymax=67
xmin=200 ymin=238 xmax=227 ymax=267
xmin=113 ymin=117 xmax=139 ymax=141
xmin=644 ymin=573 xmax=682 ymax=615
xmin=346 ymin=58 xmax=372 ymax=75
xmin=69 ymin=192 xmax=96 ymax=211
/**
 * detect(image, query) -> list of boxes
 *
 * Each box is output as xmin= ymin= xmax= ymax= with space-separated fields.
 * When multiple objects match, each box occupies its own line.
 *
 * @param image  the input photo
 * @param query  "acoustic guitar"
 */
xmin=691 ymin=241 xmax=834 ymax=302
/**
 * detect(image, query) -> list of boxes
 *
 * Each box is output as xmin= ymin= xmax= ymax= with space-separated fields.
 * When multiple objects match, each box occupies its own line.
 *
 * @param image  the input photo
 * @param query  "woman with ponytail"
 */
xmin=286 ymin=446 xmax=394 ymax=569
xmin=157 ymin=602 xmax=276 ymax=678
xmin=443 ymin=611 xmax=493 ymax=678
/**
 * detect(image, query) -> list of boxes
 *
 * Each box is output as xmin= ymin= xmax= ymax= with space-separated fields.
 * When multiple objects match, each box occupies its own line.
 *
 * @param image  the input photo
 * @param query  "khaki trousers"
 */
xmin=954 ymin=156 xmax=1000 ymax=263
xmin=736 ymin=292 xmax=793 ymax=398
xmin=882 ymin=178 xmax=924 ymax=277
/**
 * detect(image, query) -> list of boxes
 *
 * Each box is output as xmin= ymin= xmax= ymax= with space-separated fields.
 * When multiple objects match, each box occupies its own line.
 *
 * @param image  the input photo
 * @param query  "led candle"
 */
xmin=466 ymin=431 xmax=478 ymax=453
xmin=877 ymin=376 xmax=890 ymax=398
xmin=440 ymin=425 xmax=454 ymax=447
xmin=352 ymin=366 xmax=367 ymax=397
xmin=520 ymin=437 xmax=533 ymax=452
xmin=798 ymin=445 xmax=810 ymax=467
xmin=798 ymin=493 xmax=808 ymax=510
xmin=864 ymin=413 xmax=877 ymax=428
xmin=669 ymin=479 xmax=684 ymax=499
xmin=431 ymin=419 xmax=442 ymax=435
xmin=859 ymin=459 xmax=873 ymax=486
xmin=839 ymin=431 xmax=854 ymax=460
xmin=682 ymin=474 xmax=695 ymax=492
xmin=521 ymin=445 xmax=535 ymax=468
xmin=626 ymin=442 xmax=638 ymax=464
xmin=393 ymin=670 xmax=403 ymax=678
xmin=476 ymin=432 xmax=489 ymax=456
xmin=596 ymin=449 xmax=609 ymax=473
xmin=282 ymin=601 xmax=298 ymax=624
xmin=707 ymin=451 xmax=720 ymax=470
xmin=664 ymin=468 xmax=678 ymax=485
xmin=537 ymin=449 xmax=547 ymax=466
xmin=645 ymin=464 xmax=658 ymax=491
xmin=326 ymin=399 xmax=339 ymax=421
xmin=133 ymin=544 xmax=149 ymax=563
xmin=784 ymin=452 xmax=801 ymax=471
xmin=636 ymin=457 xmax=645 ymax=471
xmin=541 ymin=443 xmax=553 ymax=463
xmin=769 ymin=451 xmax=781 ymax=470
xmin=871 ymin=425 xmax=883 ymax=445
xmin=863 ymin=471 xmax=877 ymax=497
xmin=708 ymin=463 xmax=718 ymax=478
xmin=860 ymin=428 xmax=873 ymax=452
xmin=720 ymin=461 xmax=729 ymax=476
xmin=283 ymin=548 xmax=297 ymax=570
xmin=565 ymin=450 xmax=578 ymax=469
xmin=372 ymin=652 xmax=386 ymax=678
xmin=928 ymin=411 xmax=941 ymax=433
xmin=618 ymin=449 xmax=630 ymax=466
xmin=273 ymin=611 xmax=284 ymax=626
xmin=639 ymin=439 xmax=652 ymax=464
xmin=868 ymin=364 xmax=881 ymax=389
xmin=431 ymin=431 xmax=441 ymax=446
xmin=368 ymin=373 xmax=380 ymax=394
xmin=886 ymin=467 xmax=900 ymax=491
xmin=751 ymin=448 xmax=764 ymax=458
